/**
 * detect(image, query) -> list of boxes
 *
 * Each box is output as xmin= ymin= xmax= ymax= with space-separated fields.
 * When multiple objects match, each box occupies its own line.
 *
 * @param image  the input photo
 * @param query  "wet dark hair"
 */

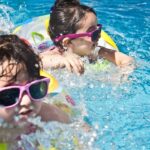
xmin=49 ymin=0 xmax=96 ymax=47
xmin=0 ymin=34 xmax=41 ymax=82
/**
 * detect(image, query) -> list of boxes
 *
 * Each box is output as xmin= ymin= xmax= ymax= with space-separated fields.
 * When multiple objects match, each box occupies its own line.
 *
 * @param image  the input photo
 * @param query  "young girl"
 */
xmin=43 ymin=0 xmax=133 ymax=72
xmin=0 ymin=34 xmax=70 ymax=143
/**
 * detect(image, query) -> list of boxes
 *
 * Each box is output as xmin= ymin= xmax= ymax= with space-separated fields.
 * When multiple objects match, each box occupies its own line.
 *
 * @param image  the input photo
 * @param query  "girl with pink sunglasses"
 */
xmin=0 ymin=35 xmax=70 ymax=144
xmin=40 ymin=0 xmax=133 ymax=74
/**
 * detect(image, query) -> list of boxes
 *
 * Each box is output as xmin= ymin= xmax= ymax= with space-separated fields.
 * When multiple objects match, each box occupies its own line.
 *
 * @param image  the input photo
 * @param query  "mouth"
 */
xmin=20 ymin=110 xmax=32 ymax=115
xmin=19 ymin=109 xmax=34 ymax=120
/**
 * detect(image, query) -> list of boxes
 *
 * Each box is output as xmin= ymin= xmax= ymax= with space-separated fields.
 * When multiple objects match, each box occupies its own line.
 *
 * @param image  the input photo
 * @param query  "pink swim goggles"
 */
xmin=0 ymin=77 xmax=50 ymax=109
xmin=54 ymin=24 xmax=102 ymax=42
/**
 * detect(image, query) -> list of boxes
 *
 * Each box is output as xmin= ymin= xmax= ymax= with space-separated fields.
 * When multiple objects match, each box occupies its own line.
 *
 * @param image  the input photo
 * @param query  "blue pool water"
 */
xmin=0 ymin=0 xmax=150 ymax=149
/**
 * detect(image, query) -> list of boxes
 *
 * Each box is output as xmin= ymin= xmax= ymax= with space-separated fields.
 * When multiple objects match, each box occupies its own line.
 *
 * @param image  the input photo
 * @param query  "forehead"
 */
xmin=77 ymin=12 xmax=97 ymax=33
xmin=0 ymin=59 xmax=29 ymax=87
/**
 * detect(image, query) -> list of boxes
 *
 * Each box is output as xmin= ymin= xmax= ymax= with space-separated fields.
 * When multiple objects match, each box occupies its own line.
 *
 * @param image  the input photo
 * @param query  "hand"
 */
xmin=40 ymin=48 xmax=84 ymax=75
xmin=62 ymin=51 xmax=84 ymax=75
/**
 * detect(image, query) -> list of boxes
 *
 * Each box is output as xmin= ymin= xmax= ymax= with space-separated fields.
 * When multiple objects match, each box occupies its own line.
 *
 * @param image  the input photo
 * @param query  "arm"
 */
xmin=39 ymin=48 xmax=65 ymax=69
xmin=39 ymin=47 xmax=84 ymax=75
xmin=98 ymin=46 xmax=133 ymax=66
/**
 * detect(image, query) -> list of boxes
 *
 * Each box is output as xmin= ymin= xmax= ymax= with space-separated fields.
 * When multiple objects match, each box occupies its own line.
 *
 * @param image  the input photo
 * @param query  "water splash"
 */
xmin=0 ymin=114 xmax=99 ymax=150
xmin=0 ymin=115 xmax=98 ymax=150
xmin=0 ymin=4 xmax=14 ymax=34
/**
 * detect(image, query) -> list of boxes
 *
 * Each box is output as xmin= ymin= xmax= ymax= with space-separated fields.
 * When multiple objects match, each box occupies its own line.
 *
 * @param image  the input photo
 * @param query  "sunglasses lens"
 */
xmin=92 ymin=29 xmax=101 ymax=42
xmin=29 ymin=81 xmax=48 ymax=100
xmin=0 ymin=88 xmax=19 ymax=107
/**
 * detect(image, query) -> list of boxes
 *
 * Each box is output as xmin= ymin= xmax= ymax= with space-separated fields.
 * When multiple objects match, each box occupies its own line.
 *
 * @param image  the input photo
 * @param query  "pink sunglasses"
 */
xmin=54 ymin=24 xmax=102 ymax=42
xmin=0 ymin=77 xmax=50 ymax=109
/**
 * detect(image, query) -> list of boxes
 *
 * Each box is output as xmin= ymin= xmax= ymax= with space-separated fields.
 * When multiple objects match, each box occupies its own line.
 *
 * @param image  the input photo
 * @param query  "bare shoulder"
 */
xmin=39 ymin=102 xmax=70 ymax=123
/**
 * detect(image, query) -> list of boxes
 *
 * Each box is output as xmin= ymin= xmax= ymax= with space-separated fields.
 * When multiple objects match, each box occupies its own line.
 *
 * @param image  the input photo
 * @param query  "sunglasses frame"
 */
xmin=54 ymin=24 xmax=102 ymax=42
xmin=0 ymin=77 xmax=50 ymax=109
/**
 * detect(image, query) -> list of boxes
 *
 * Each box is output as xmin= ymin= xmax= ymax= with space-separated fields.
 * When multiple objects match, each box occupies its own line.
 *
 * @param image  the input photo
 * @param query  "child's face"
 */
xmin=68 ymin=12 xmax=98 ymax=56
xmin=0 ymin=60 xmax=42 ymax=123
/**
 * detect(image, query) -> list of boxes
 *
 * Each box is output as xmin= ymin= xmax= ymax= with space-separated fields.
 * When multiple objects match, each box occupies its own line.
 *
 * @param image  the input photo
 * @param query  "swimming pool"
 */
xmin=0 ymin=0 xmax=150 ymax=149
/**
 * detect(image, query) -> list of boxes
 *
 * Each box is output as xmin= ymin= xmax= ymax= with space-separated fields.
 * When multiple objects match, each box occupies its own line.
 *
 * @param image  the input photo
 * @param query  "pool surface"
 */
xmin=0 ymin=0 xmax=150 ymax=149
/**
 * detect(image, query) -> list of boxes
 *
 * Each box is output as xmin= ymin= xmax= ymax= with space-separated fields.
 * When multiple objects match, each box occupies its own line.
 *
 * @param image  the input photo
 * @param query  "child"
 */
xmin=0 ymin=34 xmax=70 ymax=143
xmin=44 ymin=0 xmax=133 ymax=71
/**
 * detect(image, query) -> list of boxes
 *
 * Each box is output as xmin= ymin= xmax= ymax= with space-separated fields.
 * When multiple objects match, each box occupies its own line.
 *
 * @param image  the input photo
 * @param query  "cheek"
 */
xmin=71 ymin=39 xmax=94 ymax=56
xmin=33 ymin=102 xmax=42 ymax=114
xmin=0 ymin=108 xmax=16 ymax=122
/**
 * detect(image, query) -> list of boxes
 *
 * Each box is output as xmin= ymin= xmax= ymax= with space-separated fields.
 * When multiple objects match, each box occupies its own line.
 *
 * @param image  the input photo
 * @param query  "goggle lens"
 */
xmin=29 ymin=80 xmax=48 ymax=99
xmin=92 ymin=28 xmax=101 ymax=42
xmin=0 ymin=88 xmax=19 ymax=107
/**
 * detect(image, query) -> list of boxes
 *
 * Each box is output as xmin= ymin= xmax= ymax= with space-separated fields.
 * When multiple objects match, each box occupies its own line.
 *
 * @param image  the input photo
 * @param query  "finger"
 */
xmin=71 ymin=58 xmax=84 ymax=74
xmin=77 ymin=59 xmax=84 ymax=73
xmin=67 ymin=58 xmax=82 ymax=75
xmin=64 ymin=60 xmax=73 ymax=73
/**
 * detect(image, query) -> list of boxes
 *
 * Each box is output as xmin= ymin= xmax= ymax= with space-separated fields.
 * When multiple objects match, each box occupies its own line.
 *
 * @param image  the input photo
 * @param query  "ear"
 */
xmin=62 ymin=37 xmax=70 ymax=47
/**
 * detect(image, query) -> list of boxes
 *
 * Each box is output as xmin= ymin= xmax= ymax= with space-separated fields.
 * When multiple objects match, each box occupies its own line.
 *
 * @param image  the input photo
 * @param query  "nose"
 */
xmin=19 ymin=91 xmax=32 ymax=107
